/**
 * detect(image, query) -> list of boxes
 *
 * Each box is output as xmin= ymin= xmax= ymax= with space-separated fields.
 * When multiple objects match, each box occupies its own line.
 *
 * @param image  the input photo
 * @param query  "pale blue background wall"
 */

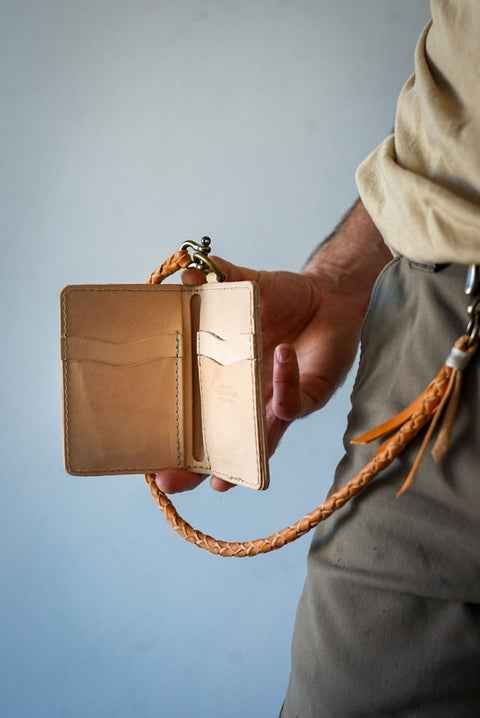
xmin=1 ymin=2 xmax=430 ymax=716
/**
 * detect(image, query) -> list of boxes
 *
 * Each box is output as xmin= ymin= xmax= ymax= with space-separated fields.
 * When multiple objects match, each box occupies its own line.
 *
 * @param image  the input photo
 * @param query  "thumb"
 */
xmin=181 ymin=256 xmax=261 ymax=286
xmin=271 ymin=344 xmax=304 ymax=421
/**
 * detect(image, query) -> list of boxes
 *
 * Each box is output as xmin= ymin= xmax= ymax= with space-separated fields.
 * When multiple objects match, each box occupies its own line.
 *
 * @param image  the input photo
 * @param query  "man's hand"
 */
xmin=155 ymin=200 xmax=392 ymax=494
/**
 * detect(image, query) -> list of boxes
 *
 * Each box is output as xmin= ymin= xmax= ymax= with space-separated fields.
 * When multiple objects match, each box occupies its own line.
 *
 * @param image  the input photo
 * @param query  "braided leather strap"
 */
xmin=145 ymin=365 xmax=450 ymax=556
xmin=143 ymin=252 xmax=474 ymax=557
xmin=147 ymin=249 xmax=192 ymax=284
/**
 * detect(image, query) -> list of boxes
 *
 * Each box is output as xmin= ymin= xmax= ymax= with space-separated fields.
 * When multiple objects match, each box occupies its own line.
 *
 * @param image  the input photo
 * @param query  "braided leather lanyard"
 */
xmin=144 ymin=243 xmax=479 ymax=557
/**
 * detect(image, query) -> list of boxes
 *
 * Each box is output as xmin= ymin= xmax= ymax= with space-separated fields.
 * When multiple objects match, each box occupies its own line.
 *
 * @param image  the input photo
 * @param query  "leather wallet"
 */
xmin=60 ymin=277 xmax=269 ymax=490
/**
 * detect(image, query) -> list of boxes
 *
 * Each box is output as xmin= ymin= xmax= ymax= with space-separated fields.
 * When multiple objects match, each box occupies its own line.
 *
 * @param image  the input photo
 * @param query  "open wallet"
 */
xmin=61 ymin=238 xmax=467 ymax=558
xmin=60 ymin=244 xmax=269 ymax=492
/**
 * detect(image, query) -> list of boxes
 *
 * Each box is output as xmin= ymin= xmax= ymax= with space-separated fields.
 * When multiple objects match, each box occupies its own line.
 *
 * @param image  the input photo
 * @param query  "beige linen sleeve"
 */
xmin=356 ymin=2 xmax=480 ymax=264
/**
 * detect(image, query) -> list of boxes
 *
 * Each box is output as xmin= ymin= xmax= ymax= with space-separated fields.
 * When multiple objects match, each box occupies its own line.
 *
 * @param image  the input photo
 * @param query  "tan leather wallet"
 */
xmin=61 ymin=277 xmax=269 ymax=490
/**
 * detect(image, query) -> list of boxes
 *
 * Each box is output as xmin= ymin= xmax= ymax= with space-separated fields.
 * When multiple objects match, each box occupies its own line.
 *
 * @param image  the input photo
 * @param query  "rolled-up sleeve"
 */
xmin=356 ymin=3 xmax=480 ymax=264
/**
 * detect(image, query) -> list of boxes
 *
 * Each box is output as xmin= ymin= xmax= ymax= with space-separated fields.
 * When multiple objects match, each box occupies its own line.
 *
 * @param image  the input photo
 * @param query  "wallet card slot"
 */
xmin=64 ymin=353 xmax=183 ymax=474
xmin=190 ymin=294 xmax=204 ymax=462
xmin=62 ymin=334 xmax=181 ymax=366
xmin=196 ymin=330 xmax=254 ymax=366
xmin=197 ymin=354 xmax=263 ymax=489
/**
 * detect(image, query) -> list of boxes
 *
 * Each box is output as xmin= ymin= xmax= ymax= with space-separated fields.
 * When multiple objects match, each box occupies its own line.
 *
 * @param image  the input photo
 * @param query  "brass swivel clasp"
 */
xmin=180 ymin=236 xmax=226 ymax=282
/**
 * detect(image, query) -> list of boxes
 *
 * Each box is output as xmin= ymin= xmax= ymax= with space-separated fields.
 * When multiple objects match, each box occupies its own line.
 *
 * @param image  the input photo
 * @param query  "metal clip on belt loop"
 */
xmin=465 ymin=264 xmax=480 ymax=346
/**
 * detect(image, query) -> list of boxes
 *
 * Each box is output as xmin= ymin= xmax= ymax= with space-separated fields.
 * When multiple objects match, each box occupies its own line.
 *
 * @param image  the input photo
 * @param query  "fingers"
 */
xmin=181 ymin=257 xmax=261 ymax=286
xmin=271 ymin=343 xmax=304 ymax=421
xmin=155 ymin=469 xmax=207 ymax=494
xmin=210 ymin=476 xmax=236 ymax=492
xmin=180 ymin=267 xmax=207 ymax=286
xmin=155 ymin=469 xmax=235 ymax=494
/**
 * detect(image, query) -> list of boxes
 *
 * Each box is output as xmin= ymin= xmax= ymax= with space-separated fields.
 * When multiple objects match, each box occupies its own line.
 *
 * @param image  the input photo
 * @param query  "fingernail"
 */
xmin=275 ymin=345 xmax=291 ymax=363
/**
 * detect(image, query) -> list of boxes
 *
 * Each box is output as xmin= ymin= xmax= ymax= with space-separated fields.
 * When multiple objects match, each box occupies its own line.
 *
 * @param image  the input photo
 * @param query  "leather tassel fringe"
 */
xmin=351 ymin=334 xmax=477 ymax=496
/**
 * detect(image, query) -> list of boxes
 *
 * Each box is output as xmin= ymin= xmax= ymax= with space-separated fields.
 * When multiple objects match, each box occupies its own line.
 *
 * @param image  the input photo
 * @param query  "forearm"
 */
xmin=304 ymin=199 xmax=393 ymax=325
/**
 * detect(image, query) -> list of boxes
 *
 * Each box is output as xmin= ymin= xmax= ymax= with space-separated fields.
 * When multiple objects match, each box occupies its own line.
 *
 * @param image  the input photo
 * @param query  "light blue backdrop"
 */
xmin=1 ymin=2 xmax=430 ymax=716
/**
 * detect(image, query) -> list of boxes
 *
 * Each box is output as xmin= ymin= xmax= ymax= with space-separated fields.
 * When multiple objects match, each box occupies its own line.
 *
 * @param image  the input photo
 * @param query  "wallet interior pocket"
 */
xmin=63 ymin=334 xmax=183 ymax=475
xmin=197 ymin=331 xmax=264 ymax=489
xmin=196 ymin=330 xmax=254 ymax=366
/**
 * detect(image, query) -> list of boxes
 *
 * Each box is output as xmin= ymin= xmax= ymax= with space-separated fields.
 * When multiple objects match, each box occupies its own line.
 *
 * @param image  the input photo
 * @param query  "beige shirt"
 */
xmin=356 ymin=0 xmax=480 ymax=264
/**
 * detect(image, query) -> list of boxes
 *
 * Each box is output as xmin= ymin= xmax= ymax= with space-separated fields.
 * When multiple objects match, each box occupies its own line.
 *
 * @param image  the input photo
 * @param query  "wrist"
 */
xmin=303 ymin=200 xmax=392 ymax=322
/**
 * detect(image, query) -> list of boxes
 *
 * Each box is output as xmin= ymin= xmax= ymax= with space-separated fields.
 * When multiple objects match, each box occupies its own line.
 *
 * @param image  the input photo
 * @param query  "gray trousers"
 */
xmin=281 ymin=258 xmax=480 ymax=717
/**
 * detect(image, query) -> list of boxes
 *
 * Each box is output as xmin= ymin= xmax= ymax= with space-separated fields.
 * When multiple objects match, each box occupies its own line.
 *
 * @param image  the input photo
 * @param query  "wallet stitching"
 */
xmin=247 ymin=286 xmax=262 ymax=485
xmin=62 ymin=291 xmax=71 ymax=471
xmin=175 ymin=331 xmax=182 ymax=466
xmin=198 ymin=355 xmax=211 ymax=470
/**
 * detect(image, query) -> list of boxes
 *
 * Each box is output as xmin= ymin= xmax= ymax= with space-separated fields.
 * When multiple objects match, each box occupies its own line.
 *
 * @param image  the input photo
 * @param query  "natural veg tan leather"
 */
xmin=61 ymin=275 xmax=269 ymax=490
xmin=61 ymin=249 xmax=478 ymax=557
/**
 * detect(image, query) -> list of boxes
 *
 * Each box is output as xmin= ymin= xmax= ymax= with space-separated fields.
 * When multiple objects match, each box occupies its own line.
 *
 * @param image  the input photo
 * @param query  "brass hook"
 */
xmin=180 ymin=237 xmax=226 ymax=282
